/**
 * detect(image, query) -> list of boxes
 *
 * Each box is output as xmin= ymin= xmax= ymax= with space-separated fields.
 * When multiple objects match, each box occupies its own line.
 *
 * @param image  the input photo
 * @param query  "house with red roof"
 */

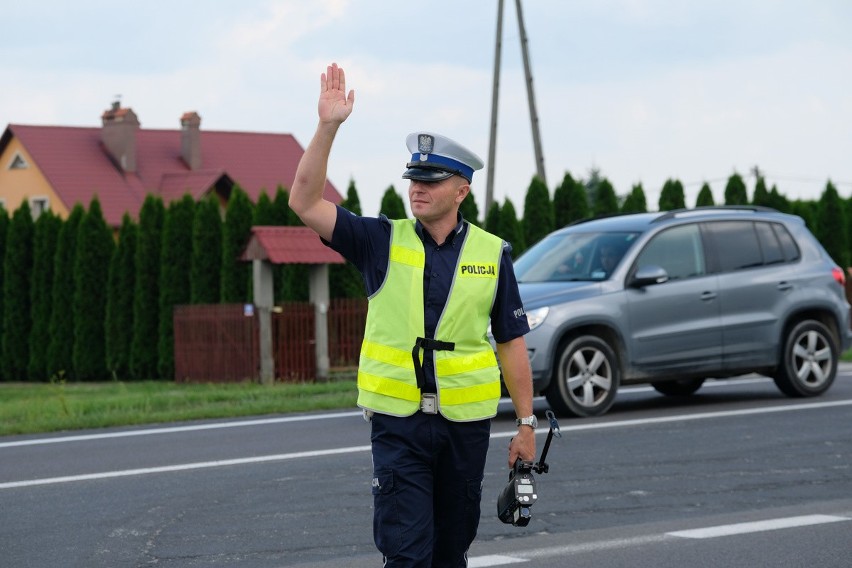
xmin=0 ymin=102 xmax=342 ymax=227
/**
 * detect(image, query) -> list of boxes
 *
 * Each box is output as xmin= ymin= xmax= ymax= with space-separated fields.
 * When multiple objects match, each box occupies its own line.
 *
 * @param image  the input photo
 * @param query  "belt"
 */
xmin=420 ymin=393 xmax=438 ymax=415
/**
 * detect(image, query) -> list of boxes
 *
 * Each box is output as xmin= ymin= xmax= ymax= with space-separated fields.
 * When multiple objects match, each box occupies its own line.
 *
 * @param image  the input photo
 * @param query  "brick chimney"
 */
xmin=180 ymin=111 xmax=202 ymax=170
xmin=101 ymin=101 xmax=139 ymax=173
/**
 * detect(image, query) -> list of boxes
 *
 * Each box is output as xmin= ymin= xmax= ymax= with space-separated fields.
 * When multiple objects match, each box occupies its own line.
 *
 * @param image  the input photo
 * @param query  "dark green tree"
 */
xmin=584 ymin=168 xmax=603 ymax=211
xmin=379 ymin=185 xmax=407 ymax=219
xmin=28 ymin=211 xmax=61 ymax=380
xmin=593 ymin=178 xmax=619 ymax=216
xmin=131 ymin=195 xmax=165 ymax=379
xmin=106 ymin=214 xmax=137 ymax=378
xmin=281 ymin=200 xmax=310 ymax=302
xmin=190 ymin=196 xmax=222 ymax=304
xmin=658 ymin=178 xmax=686 ymax=211
xmin=47 ymin=204 xmax=84 ymax=379
xmin=458 ymin=189 xmax=480 ymax=227
xmin=621 ymin=184 xmax=647 ymax=213
xmin=768 ymin=185 xmax=790 ymax=212
xmin=72 ymin=196 xmax=114 ymax=381
xmin=695 ymin=183 xmax=715 ymax=207
xmin=331 ymin=183 xmax=366 ymax=299
xmin=724 ymin=173 xmax=749 ymax=205
xmin=0 ymin=206 xmax=8 ymax=379
xmin=220 ymin=186 xmax=253 ymax=303
xmin=790 ymin=200 xmax=817 ymax=233
xmin=499 ymin=198 xmax=525 ymax=258
xmin=522 ymin=176 xmax=554 ymax=248
xmin=253 ymin=190 xmax=275 ymax=225
xmin=158 ymin=195 xmax=196 ymax=379
xmin=272 ymin=186 xmax=302 ymax=302
xmin=2 ymin=201 xmax=35 ymax=380
xmin=751 ymin=177 xmax=771 ymax=207
xmin=342 ymin=179 xmax=362 ymax=216
xmin=272 ymin=186 xmax=294 ymax=222
xmin=815 ymin=181 xmax=848 ymax=267
xmin=484 ymin=202 xmax=501 ymax=235
xmin=553 ymin=172 xmax=588 ymax=227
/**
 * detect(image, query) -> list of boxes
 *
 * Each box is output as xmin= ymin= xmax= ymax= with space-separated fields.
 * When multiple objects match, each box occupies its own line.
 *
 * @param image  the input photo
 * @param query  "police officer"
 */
xmin=289 ymin=62 xmax=536 ymax=567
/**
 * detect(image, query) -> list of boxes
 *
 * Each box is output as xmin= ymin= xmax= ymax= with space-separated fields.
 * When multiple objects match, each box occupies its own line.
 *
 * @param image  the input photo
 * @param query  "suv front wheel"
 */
xmin=545 ymin=335 xmax=620 ymax=417
xmin=773 ymin=319 xmax=838 ymax=397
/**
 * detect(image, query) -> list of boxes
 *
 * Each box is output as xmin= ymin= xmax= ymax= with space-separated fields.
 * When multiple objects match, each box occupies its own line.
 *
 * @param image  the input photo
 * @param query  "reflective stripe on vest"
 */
xmin=357 ymin=219 xmax=503 ymax=421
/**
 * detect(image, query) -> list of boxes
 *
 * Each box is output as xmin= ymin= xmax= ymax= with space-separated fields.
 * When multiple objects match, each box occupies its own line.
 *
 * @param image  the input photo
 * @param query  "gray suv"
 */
xmin=513 ymin=206 xmax=852 ymax=417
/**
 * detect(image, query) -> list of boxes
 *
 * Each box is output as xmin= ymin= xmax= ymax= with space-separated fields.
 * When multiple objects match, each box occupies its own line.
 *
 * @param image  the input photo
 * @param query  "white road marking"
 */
xmin=467 ymin=515 xmax=852 ymax=563
xmin=0 ymin=411 xmax=363 ymax=449
xmin=468 ymin=555 xmax=528 ymax=567
xmin=0 ymin=445 xmax=371 ymax=489
xmin=3 ymin=398 xmax=852 ymax=490
xmin=490 ymin=398 xmax=852 ymax=439
xmin=667 ymin=514 xmax=851 ymax=539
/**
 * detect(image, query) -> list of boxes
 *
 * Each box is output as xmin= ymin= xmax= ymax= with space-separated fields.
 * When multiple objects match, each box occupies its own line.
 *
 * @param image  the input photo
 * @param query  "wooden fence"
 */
xmin=174 ymin=299 xmax=367 ymax=383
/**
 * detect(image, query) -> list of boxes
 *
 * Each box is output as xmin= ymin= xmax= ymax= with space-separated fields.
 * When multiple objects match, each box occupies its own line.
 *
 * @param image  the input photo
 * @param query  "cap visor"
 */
xmin=402 ymin=167 xmax=455 ymax=182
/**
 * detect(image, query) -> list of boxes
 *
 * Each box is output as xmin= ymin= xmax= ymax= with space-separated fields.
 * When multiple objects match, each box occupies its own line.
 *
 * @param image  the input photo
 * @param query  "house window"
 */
xmin=8 ymin=153 xmax=28 ymax=170
xmin=30 ymin=196 xmax=49 ymax=219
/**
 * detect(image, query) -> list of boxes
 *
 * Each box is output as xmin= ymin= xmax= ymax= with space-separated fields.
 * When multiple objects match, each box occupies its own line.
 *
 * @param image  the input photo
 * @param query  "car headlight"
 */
xmin=526 ymin=307 xmax=549 ymax=331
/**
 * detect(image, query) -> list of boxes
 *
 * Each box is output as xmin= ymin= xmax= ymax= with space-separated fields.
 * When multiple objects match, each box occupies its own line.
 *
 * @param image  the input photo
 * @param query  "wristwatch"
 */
xmin=516 ymin=414 xmax=538 ymax=429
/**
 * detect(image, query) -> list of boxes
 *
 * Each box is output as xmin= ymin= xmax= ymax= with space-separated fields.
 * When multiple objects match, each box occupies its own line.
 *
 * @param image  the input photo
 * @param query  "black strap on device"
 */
xmin=411 ymin=337 xmax=455 ymax=389
xmin=532 ymin=409 xmax=562 ymax=474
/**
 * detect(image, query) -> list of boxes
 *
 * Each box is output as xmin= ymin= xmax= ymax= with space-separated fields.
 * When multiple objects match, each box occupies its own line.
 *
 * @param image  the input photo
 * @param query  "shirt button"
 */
xmin=432 ymin=272 xmax=438 ymax=277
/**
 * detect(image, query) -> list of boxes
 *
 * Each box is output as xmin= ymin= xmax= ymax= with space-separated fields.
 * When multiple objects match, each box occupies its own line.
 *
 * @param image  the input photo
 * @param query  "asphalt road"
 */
xmin=2 ymin=367 xmax=852 ymax=568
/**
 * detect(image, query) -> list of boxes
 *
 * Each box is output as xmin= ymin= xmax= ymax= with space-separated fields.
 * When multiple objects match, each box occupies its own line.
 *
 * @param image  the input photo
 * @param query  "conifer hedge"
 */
xmin=28 ymin=211 xmax=61 ymax=380
xmin=2 ymin=201 xmax=34 ymax=379
xmin=72 ymin=197 xmax=114 ymax=381
xmin=131 ymin=195 xmax=165 ymax=379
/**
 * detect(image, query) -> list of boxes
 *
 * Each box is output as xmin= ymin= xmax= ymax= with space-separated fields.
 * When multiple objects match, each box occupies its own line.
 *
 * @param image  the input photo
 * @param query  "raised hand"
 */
xmin=319 ymin=62 xmax=355 ymax=125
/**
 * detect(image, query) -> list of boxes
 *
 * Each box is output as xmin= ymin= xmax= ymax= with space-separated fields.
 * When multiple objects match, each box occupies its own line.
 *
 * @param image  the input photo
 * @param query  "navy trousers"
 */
xmin=370 ymin=411 xmax=492 ymax=567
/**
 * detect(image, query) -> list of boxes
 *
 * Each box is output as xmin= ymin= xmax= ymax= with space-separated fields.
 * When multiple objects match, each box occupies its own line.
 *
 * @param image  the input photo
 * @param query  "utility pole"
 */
xmin=485 ymin=0 xmax=504 ymax=215
xmin=515 ymin=0 xmax=546 ymax=187
xmin=485 ymin=0 xmax=546 ymax=215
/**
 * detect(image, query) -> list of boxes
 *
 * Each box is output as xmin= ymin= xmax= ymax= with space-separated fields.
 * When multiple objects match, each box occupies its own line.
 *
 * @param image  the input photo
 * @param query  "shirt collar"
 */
xmin=415 ymin=212 xmax=467 ymax=246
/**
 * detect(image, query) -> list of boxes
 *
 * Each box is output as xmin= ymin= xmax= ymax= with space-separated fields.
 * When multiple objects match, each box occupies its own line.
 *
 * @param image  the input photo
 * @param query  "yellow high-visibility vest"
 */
xmin=357 ymin=219 xmax=503 ymax=421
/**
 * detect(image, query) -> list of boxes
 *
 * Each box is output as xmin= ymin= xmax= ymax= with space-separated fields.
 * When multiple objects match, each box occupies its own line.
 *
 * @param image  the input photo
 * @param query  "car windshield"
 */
xmin=514 ymin=231 xmax=639 ymax=283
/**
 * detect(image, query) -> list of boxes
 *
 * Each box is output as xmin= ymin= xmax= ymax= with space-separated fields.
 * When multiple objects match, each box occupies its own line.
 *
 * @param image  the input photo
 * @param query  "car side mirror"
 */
xmin=630 ymin=265 xmax=669 ymax=288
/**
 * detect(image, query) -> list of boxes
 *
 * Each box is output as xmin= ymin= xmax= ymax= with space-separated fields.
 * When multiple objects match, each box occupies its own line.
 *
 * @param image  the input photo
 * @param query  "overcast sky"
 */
xmin=3 ymin=0 xmax=851 ymax=218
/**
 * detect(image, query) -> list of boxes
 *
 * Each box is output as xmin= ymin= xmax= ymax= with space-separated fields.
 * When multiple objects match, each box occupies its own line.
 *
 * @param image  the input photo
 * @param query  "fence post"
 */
xmin=309 ymin=264 xmax=330 ymax=381
xmin=253 ymin=259 xmax=275 ymax=385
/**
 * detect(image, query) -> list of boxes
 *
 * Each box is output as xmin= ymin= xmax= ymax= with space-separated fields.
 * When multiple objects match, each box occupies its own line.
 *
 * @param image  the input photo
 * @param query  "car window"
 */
xmin=514 ymin=231 xmax=639 ymax=282
xmin=705 ymin=221 xmax=763 ymax=271
xmin=773 ymin=223 xmax=801 ymax=262
xmin=635 ymin=224 xmax=706 ymax=280
xmin=755 ymin=222 xmax=785 ymax=265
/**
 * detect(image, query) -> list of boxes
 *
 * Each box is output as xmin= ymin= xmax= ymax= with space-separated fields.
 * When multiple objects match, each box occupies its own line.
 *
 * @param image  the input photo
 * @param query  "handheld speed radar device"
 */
xmin=497 ymin=409 xmax=561 ymax=527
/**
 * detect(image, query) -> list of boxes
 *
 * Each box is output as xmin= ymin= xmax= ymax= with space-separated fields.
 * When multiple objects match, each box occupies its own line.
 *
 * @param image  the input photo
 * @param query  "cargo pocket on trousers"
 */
xmin=372 ymin=468 xmax=401 ymax=558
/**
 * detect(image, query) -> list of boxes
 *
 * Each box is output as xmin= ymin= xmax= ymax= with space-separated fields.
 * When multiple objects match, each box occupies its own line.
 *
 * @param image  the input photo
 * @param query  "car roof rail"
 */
xmin=652 ymin=205 xmax=779 ymax=223
xmin=565 ymin=212 xmax=629 ymax=227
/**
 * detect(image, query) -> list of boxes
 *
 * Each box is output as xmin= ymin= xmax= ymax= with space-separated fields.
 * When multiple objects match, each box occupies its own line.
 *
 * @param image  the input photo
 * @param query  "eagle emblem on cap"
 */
xmin=417 ymin=134 xmax=434 ymax=155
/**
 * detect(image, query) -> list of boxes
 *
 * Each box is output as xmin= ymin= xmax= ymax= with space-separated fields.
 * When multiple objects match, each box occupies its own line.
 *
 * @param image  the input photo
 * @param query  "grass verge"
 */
xmin=0 ymin=379 xmax=357 ymax=437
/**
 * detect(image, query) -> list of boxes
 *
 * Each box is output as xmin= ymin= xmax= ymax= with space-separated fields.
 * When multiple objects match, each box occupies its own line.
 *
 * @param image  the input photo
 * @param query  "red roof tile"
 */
xmin=241 ymin=226 xmax=345 ymax=265
xmin=2 ymin=123 xmax=342 ymax=227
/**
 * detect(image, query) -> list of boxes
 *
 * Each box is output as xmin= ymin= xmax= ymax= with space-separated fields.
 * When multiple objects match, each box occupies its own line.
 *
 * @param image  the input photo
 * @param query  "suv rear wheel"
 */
xmin=773 ymin=319 xmax=838 ymax=397
xmin=545 ymin=335 xmax=620 ymax=417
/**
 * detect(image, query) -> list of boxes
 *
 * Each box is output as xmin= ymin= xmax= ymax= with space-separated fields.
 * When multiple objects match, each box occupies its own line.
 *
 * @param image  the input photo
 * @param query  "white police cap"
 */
xmin=402 ymin=132 xmax=484 ymax=183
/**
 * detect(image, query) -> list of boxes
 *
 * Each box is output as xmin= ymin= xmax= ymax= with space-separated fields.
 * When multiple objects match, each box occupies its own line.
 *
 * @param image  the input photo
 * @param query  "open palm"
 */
xmin=319 ymin=63 xmax=355 ymax=124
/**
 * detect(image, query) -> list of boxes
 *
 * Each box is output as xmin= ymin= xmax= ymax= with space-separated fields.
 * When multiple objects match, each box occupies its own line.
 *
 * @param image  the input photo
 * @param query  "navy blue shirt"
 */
xmin=326 ymin=205 xmax=529 ymax=391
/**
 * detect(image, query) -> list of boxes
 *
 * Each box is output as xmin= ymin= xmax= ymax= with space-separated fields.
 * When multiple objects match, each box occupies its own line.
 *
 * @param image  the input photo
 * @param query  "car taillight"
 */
xmin=831 ymin=266 xmax=846 ymax=286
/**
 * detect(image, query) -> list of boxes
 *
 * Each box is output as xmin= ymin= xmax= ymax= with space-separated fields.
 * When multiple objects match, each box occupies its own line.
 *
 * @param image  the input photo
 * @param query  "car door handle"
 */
xmin=777 ymin=281 xmax=793 ymax=291
xmin=700 ymin=291 xmax=717 ymax=301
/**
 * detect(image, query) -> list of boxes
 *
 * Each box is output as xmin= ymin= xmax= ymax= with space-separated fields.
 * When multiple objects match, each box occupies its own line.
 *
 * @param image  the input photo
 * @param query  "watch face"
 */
xmin=518 ymin=416 xmax=537 ymax=427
